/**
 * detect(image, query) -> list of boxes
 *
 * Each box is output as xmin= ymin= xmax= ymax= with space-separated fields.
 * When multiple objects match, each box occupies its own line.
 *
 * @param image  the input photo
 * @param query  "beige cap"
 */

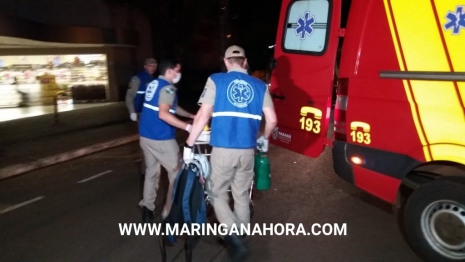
xmin=224 ymin=45 xmax=246 ymax=58
xmin=144 ymin=58 xmax=157 ymax=65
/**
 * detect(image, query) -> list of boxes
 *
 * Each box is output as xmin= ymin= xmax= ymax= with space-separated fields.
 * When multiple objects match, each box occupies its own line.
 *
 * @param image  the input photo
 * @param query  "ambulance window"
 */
xmin=282 ymin=0 xmax=330 ymax=54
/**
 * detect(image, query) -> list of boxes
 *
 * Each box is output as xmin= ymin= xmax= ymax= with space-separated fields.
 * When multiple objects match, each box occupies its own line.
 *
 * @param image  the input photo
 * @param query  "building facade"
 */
xmin=0 ymin=0 xmax=153 ymax=107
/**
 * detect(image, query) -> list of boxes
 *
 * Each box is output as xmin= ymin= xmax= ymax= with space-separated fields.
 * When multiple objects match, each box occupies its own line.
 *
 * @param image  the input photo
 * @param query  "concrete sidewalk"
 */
xmin=0 ymin=102 xmax=130 ymax=145
xmin=0 ymin=102 xmax=148 ymax=180
xmin=0 ymin=122 xmax=140 ymax=180
xmin=0 ymin=100 xmax=197 ymax=180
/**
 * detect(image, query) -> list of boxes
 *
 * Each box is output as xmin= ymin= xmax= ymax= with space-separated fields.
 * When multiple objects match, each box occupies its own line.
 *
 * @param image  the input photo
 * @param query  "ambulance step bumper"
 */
xmin=332 ymin=141 xmax=354 ymax=184
xmin=332 ymin=141 xmax=423 ymax=183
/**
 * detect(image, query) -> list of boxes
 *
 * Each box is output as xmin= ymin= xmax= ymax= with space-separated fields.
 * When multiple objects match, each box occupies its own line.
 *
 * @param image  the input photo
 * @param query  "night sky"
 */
xmin=119 ymin=0 xmax=352 ymax=111
xmin=121 ymin=0 xmax=282 ymax=71
xmin=121 ymin=0 xmax=352 ymax=72
xmin=229 ymin=0 xmax=283 ymax=70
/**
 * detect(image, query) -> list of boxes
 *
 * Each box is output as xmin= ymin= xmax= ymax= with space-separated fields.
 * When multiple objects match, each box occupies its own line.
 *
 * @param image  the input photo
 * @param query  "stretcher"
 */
xmin=192 ymin=129 xmax=255 ymax=219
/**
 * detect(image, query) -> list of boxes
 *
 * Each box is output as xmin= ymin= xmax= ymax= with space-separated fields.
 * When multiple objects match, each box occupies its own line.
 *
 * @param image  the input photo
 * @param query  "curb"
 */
xmin=0 ymin=134 xmax=140 ymax=180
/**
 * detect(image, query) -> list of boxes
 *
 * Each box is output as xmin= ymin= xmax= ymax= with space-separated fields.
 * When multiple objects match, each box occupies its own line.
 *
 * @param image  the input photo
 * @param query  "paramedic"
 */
xmin=125 ymin=58 xmax=157 ymax=175
xmin=126 ymin=58 xmax=157 ymax=120
xmin=138 ymin=59 xmax=195 ymax=223
xmin=183 ymin=45 xmax=277 ymax=261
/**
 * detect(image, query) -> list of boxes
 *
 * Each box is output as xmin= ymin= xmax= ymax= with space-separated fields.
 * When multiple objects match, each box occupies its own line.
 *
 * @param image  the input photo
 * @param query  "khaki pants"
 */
xmin=139 ymin=137 xmax=181 ymax=214
xmin=136 ymin=118 xmax=146 ymax=174
xmin=207 ymin=147 xmax=255 ymax=231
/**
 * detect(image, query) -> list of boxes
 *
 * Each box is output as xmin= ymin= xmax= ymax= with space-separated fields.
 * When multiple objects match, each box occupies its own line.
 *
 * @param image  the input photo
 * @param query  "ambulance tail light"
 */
xmin=334 ymin=78 xmax=348 ymax=141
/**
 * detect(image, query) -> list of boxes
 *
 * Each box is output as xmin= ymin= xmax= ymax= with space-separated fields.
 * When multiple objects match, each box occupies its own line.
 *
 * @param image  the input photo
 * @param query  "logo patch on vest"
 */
xmin=227 ymin=80 xmax=254 ymax=108
xmin=145 ymin=80 xmax=159 ymax=102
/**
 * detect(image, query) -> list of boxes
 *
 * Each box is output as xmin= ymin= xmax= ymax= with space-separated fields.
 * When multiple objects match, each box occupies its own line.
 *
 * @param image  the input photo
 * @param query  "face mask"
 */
xmin=173 ymin=72 xmax=182 ymax=84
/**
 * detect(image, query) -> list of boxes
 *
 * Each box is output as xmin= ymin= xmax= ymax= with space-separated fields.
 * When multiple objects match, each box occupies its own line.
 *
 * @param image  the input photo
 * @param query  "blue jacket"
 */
xmin=133 ymin=71 xmax=154 ymax=113
xmin=210 ymin=70 xmax=266 ymax=149
xmin=139 ymin=78 xmax=178 ymax=140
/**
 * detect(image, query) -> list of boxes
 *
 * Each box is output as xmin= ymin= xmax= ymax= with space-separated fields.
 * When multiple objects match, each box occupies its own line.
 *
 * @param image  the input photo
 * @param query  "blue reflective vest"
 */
xmin=210 ymin=71 xmax=266 ymax=149
xmin=133 ymin=71 xmax=154 ymax=113
xmin=139 ymin=78 xmax=178 ymax=140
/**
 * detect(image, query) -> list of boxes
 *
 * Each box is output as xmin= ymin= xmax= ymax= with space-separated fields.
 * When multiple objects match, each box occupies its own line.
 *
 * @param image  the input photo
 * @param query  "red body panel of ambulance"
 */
xmin=269 ymin=0 xmax=465 ymax=260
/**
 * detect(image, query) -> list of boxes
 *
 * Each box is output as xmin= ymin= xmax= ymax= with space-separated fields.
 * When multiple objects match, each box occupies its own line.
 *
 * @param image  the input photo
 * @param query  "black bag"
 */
xmin=159 ymin=163 xmax=207 ymax=262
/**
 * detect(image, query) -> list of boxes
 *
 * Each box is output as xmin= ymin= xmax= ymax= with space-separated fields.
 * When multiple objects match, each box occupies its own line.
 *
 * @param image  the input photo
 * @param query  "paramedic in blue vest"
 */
xmin=125 ymin=58 xmax=157 ymax=175
xmin=183 ymin=45 xmax=277 ymax=261
xmin=126 ymin=58 xmax=157 ymax=120
xmin=138 ymin=59 xmax=195 ymax=223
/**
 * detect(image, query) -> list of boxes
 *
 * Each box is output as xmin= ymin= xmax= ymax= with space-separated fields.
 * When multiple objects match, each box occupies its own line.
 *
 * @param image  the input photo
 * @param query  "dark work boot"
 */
xmin=142 ymin=206 xmax=154 ymax=223
xmin=224 ymin=234 xmax=250 ymax=262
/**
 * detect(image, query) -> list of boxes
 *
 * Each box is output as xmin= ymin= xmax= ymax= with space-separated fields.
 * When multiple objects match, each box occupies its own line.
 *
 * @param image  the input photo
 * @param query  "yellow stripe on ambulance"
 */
xmin=384 ymin=0 xmax=465 ymax=165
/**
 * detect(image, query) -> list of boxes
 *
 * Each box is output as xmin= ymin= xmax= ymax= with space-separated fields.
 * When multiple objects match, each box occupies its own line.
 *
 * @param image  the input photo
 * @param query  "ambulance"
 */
xmin=268 ymin=0 xmax=465 ymax=261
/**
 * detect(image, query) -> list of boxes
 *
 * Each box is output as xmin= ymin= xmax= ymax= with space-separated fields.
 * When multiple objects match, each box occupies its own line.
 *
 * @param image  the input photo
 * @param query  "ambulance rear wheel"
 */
xmin=404 ymin=178 xmax=465 ymax=262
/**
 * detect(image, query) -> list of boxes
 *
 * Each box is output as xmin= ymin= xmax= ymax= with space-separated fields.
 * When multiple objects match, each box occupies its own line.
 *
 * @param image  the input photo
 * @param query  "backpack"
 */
xmin=159 ymin=160 xmax=209 ymax=262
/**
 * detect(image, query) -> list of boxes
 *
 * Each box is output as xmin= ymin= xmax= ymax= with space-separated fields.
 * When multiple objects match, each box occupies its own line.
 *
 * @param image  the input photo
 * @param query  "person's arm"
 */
xmin=158 ymin=86 xmax=191 ymax=131
xmin=159 ymin=104 xmax=191 ymax=131
xmin=263 ymin=107 xmax=278 ymax=139
xmin=125 ymin=76 xmax=140 ymax=114
xmin=176 ymin=106 xmax=196 ymax=119
xmin=186 ymin=104 xmax=213 ymax=146
xmin=262 ymin=88 xmax=277 ymax=139
xmin=186 ymin=77 xmax=216 ymax=146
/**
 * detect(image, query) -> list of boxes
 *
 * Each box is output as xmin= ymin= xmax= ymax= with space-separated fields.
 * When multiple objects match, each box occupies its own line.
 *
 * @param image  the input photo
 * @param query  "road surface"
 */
xmin=0 ymin=142 xmax=422 ymax=261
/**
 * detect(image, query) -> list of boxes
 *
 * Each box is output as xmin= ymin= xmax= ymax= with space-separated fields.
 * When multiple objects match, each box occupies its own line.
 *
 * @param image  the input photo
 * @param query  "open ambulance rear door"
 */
xmin=269 ymin=0 xmax=341 ymax=157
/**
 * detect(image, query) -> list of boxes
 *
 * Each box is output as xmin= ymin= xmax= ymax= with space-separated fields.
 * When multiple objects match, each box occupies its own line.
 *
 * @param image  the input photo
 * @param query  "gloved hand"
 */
xmin=256 ymin=136 xmax=269 ymax=152
xmin=183 ymin=145 xmax=194 ymax=164
xmin=130 ymin=113 xmax=137 ymax=122
xmin=185 ymin=124 xmax=192 ymax=133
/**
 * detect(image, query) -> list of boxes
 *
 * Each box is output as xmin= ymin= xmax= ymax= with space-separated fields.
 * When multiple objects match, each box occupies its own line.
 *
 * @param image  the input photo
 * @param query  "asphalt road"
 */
xmin=0 ymin=141 xmax=422 ymax=262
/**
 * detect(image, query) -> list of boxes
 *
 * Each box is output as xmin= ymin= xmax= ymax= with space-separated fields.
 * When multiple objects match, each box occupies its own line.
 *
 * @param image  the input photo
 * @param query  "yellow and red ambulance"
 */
xmin=269 ymin=0 xmax=465 ymax=260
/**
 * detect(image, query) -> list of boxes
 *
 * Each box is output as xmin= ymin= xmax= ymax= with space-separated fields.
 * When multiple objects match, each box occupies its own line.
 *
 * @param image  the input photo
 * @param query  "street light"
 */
xmin=227 ymin=34 xmax=232 ymax=38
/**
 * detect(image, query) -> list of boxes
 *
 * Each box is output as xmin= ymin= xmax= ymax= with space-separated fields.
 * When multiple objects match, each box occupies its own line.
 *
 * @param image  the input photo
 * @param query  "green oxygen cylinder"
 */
xmin=254 ymin=151 xmax=271 ymax=190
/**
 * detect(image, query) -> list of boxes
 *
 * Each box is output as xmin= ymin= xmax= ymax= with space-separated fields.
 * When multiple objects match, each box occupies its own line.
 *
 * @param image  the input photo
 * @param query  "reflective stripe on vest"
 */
xmin=212 ymin=111 xmax=262 ymax=120
xmin=143 ymin=103 xmax=175 ymax=114
xmin=137 ymin=91 xmax=145 ymax=94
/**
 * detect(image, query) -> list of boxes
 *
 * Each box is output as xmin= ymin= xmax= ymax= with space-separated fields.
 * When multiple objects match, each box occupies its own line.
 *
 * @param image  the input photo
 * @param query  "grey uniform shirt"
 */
xmin=158 ymin=76 xmax=177 ymax=106
xmin=125 ymin=76 xmax=141 ymax=114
